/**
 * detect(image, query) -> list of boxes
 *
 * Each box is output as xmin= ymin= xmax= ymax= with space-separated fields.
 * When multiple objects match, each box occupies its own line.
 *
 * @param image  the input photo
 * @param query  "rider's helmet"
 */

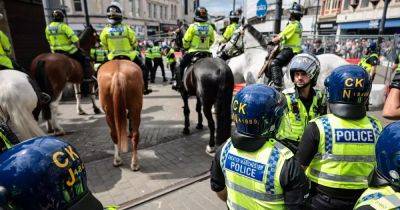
xmin=106 ymin=2 xmax=123 ymax=25
xmin=52 ymin=9 xmax=65 ymax=22
xmin=367 ymin=42 xmax=378 ymax=54
xmin=232 ymin=84 xmax=287 ymax=151
xmin=229 ymin=11 xmax=240 ymax=23
xmin=0 ymin=136 xmax=103 ymax=210
xmin=288 ymin=53 xmax=320 ymax=87
xmin=324 ymin=65 xmax=371 ymax=119
xmin=289 ymin=2 xmax=303 ymax=21
xmin=194 ymin=7 xmax=208 ymax=22
xmin=375 ymin=121 xmax=400 ymax=188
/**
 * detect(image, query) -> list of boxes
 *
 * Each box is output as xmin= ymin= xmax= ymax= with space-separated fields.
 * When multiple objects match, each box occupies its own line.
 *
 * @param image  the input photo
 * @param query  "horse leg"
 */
xmin=90 ymin=84 xmax=101 ymax=114
xmin=203 ymin=101 xmax=216 ymax=154
xmin=182 ymin=91 xmax=190 ymax=134
xmin=196 ymin=96 xmax=203 ymax=129
xmin=73 ymin=84 xmax=87 ymax=115
xmin=128 ymin=107 xmax=141 ymax=171
xmin=50 ymin=94 xmax=65 ymax=136
xmin=105 ymin=112 xmax=122 ymax=166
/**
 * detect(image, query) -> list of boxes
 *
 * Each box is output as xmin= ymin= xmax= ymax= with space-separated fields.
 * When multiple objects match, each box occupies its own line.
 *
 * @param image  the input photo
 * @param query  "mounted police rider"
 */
xmin=210 ymin=84 xmax=309 ymax=210
xmin=359 ymin=42 xmax=379 ymax=82
xmin=172 ymin=7 xmax=215 ymax=90
xmin=219 ymin=10 xmax=241 ymax=60
xmin=100 ymin=2 xmax=152 ymax=95
xmin=276 ymin=53 xmax=326 ymax=152
xmin=354 ymin=121 xmax=400 ymax=210
xmin=297 ymin=65 xmax=382 ymax=209
xmin=269 ymin=2 xmax=303 ymax=91
xmin=45 ymin=9 xmax=93 ymax=82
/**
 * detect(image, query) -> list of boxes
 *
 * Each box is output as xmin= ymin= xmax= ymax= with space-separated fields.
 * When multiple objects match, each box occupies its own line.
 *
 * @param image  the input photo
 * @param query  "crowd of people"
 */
xmin=1 ymin=0 xmax=400 ymax=209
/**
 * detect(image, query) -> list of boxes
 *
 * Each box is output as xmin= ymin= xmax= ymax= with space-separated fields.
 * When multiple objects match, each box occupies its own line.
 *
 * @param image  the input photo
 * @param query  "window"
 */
xmin=148 ymin=3 xmax=152 ymax=18
xmin=153 ymin=4 xmax=157 ymax=19
xmin=160 ymin=6 xmax=163 ymax=20
xmin=184 ymin=0 xmax=188 ymax=15
xmin=74 ymin=0 xmax=82 ymax=12
xmin=165 ymin=6 xmax=168 ymax=19
xmin=343 ymin=0 xmax=350 ymax=10
xmin=360 ymin=0 xmax=369 ymax=7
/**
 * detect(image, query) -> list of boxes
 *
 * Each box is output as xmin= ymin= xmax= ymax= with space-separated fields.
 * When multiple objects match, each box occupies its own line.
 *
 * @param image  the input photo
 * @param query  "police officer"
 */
xmin=45 ymin=9 xmax=93 ymax=82
xmin=144 ymin=42 xmax=154 ymax=83
xmin=383 ymin=71 xmax=400 ymax=119
xmin=90 ymin=43 xmax=108 ymax=70
xmin=210 ymin=84 xmax=309 ymax=210
xmin=354 ymin=121 xmax=400 ymax=210
xmin=100 ymin=2 xmax=152 ymax=95
xmin=358 ymin=42 xmax=379 ymax=82
xmin=173 ymin=7 xmax=215 ymax=90
xmin=0 ymin=136 xmax=103 ymax=210
xmin=151 ymin=41 xmax=167 ymax=83
xmin=222 ymin=11 xmax=240 ymax=44
xmin=165 ymin=46 xmax=177 ymax=83
xmin=269 ymin=2 xmax=303 ymax=91
xmin=297 ymin=65 xmax=383 ymax=209
xmin=0 ymin=122 xmax=19 ymax=154
xmin=276 ymin=53 xmax=326 ymax=152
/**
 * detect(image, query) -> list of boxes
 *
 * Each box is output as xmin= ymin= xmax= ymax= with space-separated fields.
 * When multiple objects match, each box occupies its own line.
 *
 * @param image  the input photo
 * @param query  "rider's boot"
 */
xmin=82 ymin=57 xmax=96 ymax=83
xmin=270 ymin=65 xmax=284 ymax=92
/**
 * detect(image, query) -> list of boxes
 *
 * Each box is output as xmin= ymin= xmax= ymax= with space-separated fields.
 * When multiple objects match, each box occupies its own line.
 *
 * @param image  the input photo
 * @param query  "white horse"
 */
xmin=221 ymin=25 xmax=349 ymax=88
xmin=0 ymin=70 xmax=45 ymax=139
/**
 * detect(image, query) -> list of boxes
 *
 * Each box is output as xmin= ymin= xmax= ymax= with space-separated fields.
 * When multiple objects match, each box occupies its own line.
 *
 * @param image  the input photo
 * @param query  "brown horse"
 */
xmin=30 ymin=25 xmax=100 ymax=135
xmin=98 ymin=60 xmax=143 ymax=171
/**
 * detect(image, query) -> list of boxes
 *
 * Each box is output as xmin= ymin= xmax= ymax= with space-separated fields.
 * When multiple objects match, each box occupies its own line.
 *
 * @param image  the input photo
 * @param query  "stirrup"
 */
xmin=40 ymin=92 xmax=51 ymax=104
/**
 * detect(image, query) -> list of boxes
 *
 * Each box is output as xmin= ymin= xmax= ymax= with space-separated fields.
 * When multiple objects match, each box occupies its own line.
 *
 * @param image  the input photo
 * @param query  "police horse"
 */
xmin=30 ymin=25 xmax=100 ymax=135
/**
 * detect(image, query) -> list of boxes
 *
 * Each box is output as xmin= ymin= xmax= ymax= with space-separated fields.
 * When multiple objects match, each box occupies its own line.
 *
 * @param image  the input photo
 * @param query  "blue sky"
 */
xmin=200 ymin=0 xmax=245 ymax=16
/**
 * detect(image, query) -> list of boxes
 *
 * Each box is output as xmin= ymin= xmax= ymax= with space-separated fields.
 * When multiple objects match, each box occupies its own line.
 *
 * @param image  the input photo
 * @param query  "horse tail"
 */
xmin=0 ymin=75 xmax=45 ymax=139
xmin=215 ymin=65 xmax=234 ymax=145
xmin=35 ymin=60 xmax=52 ymax=120
xmin=111 ymin=71 xmax=129 ymax=152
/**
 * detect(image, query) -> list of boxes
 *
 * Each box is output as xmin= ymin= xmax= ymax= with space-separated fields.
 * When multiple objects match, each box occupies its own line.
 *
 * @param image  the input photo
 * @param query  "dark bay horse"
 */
xmin=181 ymin=57 xmax=234 ymax=153
xmin=30 ymin=25 xmax=100 ymax=135
xmin=98 ymin=60 xmax=143 ymax=171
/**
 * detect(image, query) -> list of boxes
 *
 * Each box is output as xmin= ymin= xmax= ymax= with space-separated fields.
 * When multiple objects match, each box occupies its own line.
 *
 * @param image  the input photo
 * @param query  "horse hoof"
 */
xmin=54 ymin=130 xmax=66 ymax=136
xmin=131 ymin=164 xmax=140 ymax=171
xmin=196 ymin=124 xmax=203 ymax=130
xmin=78 ymin=110 xmax=87 ymax=115
xmin=206 ymin=145 xmax=216 ymax=154
xmin=47 ymin=129 xmax=54 ymax=134
xmin=113 ymin=160 xmax=123 ymax=167
xmin=94 ymin=108 xmax=102 ymax=114
xmin=183 ymin=128 xmax=190 ymax=135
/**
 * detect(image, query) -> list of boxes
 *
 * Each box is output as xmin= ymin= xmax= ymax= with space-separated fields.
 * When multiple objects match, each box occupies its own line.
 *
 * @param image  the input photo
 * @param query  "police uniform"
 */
xmin=45 ymin=21 xmax=92 ymax=80
xmin=150 ymin=44 xmax=166 ymax=82
xmin=177 ymin=22 xmax=215 ymax=85
xmin=0 ymin=122 xmax=19 ymax=154
xmin=0 ymin=30 xmax=13 ymax=70
xmin=393 ymin=54 xmax=400 ymax=73
xmin=222 ymin=22 xmax=238 ymax=43
xmin=210 ymin=84 xmax=308 ymax=210
xmin=100 ymin=23 xmax=150 ymax=91
xmin=276 ymin=87 xmax=326 ymax=151
xmin=355 ymin=182 xmax=400 ymax=209
xmin=269 ymin=20 xmax=303 ymax=90
xmin=144 ymin=46 xmax=153 ymax=81
xmin=359 ymin=53 xmax=379 ymax=74
xmin=90 ymin=48 xmax=108 ymax=64
xmin=166 ymin=48 xmax=177 ymax=81
xmin=297 ymin=65 xmax=383 ymax=209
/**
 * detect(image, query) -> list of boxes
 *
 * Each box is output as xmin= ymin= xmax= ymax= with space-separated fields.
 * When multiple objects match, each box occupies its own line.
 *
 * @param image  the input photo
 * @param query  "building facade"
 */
xmin=337 ymin=0 xmax=400 ymax=35
xmin=43 ymin=0 xmax=189 ymax=39
xmin=317 ymin=0 xmax=341 ymax=35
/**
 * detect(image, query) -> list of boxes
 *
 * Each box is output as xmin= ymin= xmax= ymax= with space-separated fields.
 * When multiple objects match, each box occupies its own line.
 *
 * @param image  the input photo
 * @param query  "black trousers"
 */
xmin=151 ymin=57 xmax=166 ymax=81
xmin=145 ymin=58 xmax=153 ymax=81
xmin=309 ymin=193 xmax=357 ymax=210
xmin=56 ymin=50 xmax=91 ymax=79
xmin=169 ymin=61 xmax=176 ymax=80
xmin=268 ymin=48 xmax=295 ymax=90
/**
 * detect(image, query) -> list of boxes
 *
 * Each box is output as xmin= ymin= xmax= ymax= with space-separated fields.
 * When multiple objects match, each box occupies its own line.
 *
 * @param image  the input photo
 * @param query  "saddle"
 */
xmin=190 ymin=51 xmax=211 ymax=64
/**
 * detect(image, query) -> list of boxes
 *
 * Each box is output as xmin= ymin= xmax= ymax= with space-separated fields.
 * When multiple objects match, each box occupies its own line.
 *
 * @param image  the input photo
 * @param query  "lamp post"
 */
xmin=350 ymin=0 xmax=392 ymax=55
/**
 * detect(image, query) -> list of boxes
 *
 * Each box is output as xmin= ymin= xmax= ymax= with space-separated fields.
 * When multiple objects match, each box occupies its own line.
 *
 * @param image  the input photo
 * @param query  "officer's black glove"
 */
xmin=390 ymin=72 xmax=400 ymax=90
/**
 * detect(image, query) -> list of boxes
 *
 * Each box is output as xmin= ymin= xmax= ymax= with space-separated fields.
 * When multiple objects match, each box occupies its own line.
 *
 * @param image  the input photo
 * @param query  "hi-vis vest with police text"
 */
xmin=100 ymin=23 xmax=138 ymax=61
xmin=151 ymin=46 xmax=162 ymax=58
xmin=183 ymin=22 xmax=215 ymax=53
xmin=355 ymin=185 xmax=400 ymax=210
xmin=306 ymin=114 xmax=382 ymax=190
xmin=359 ymin=53 xmax=379 ymax=73
xmin=277 ymin=88 xmax=325 ymax=142
xmin=279 ymin=20 xmax=302 ymax=54
xmin=45 ymin=22 xmax=79 ymax=54
xmin=220 ymin=138 xmax=293 ymax=210
xmin=223 ymin=23 xmax=239 ymax=42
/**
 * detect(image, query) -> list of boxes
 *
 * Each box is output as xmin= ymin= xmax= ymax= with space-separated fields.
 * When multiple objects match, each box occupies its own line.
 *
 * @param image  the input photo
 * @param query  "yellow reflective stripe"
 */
xmin=309 ymin=168 xmax=368 ymax=183
xmin=226 ymin=180 xmax=283 ymax=201
xmin=385 ymin=194 xmax=400 ymax=206
xmin=314 ymin=153 xmax=375 ymax=162
xmin=0 ymin=131 xmax=12 ymax=149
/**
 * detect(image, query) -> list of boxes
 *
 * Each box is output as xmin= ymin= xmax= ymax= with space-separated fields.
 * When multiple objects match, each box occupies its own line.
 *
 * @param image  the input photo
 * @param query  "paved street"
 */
xmin=32 ymin=67 xmax=394 ymax=209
